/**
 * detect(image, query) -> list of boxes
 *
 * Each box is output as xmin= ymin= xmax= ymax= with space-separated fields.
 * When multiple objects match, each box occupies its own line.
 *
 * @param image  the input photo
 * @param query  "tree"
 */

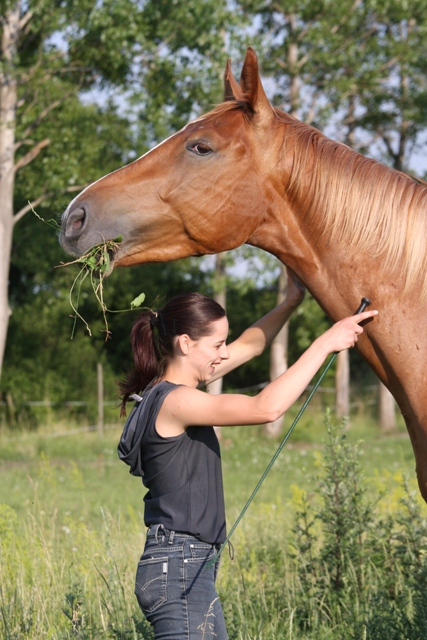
xmin=265 ymin=264 xmax=289 ymax=436
xmin=0 ymin=0 xmax=238 ymax=380
xmin=206 ymin=253 xmax=228 ymax=440
xmin=0 ymin=0 xmax=142 ymax=377
xmin=357 ymin=0 xmax=427 ymax=173
xmin=206 ymin=252 xmax=228 ymax=398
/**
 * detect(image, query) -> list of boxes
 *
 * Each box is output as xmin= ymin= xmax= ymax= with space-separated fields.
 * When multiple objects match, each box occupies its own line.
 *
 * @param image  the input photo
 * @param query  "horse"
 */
xmin=60 ymin=47 xmax=427 ymax=504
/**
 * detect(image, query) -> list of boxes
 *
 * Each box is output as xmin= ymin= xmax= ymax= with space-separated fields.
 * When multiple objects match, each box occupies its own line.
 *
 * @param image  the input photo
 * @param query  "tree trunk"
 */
xmin=0 ymin=4 xmax=19 ymax=378
xmin=335 ymin=349 xmax=350 ymax=420
xmin=206 ymin=253 xmax=227 ymax=440
xmin=264 ymin=264 xmax=288 ymax=437
xmin=378 ymin=381 xmax=396 ymax=433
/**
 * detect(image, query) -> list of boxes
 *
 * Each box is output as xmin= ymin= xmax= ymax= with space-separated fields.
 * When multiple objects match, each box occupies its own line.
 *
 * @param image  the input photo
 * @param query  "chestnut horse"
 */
xmin=61 ymin=48 xmax=427 ymax=503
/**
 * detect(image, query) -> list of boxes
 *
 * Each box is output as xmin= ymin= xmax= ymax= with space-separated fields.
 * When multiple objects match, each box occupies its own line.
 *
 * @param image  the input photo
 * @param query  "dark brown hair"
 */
xmin=119 ymin=292 xmax=226 ymax=415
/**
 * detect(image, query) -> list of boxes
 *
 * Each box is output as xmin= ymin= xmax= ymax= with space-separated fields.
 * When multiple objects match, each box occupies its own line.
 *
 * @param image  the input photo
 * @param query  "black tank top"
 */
xmin=118 ymin=380 xmax=226 ymax=545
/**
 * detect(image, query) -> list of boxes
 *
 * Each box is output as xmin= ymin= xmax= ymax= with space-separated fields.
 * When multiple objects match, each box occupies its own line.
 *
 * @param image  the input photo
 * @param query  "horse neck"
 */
xmin=251 ymin=117 xmax=427 ymax=316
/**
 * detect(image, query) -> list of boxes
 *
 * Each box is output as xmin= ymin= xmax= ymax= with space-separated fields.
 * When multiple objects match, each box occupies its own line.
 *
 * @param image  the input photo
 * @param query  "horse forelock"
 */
xmin=274 ymin=111 xmax=427 ymax=299
xmin=193 ymin=100 xmax=256 ymax=125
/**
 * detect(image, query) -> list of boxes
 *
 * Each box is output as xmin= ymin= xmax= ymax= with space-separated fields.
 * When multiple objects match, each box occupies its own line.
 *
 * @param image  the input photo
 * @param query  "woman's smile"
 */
xmin=186 ymin=316 xmax=230 ymax=383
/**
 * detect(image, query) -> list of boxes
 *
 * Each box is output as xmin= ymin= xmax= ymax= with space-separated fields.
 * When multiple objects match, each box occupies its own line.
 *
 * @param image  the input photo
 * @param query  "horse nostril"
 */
xmin=65 ymin=206 xmax=87 ymax=238
xmin=72 ymin=214 xmax=84 ymax=230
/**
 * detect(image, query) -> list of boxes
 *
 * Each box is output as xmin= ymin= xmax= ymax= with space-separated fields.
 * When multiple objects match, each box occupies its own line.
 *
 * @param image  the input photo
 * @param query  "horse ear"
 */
xmin=224 ymin=58 xmax=243 ymax=101
xmin=239 ymin=47 xmax=274 ymax=124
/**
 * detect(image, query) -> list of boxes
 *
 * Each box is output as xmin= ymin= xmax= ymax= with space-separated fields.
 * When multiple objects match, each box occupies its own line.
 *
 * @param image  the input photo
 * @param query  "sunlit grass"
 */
xmin=0 ymin=411 xmax=425 ymax=639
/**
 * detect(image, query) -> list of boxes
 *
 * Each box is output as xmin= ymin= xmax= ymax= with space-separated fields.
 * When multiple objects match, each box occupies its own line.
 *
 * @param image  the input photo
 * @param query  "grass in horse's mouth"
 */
xmin=32 ymin=207 xmax=146 ymax=339
xmin=58 ymin=236 xmax=145 ymax=340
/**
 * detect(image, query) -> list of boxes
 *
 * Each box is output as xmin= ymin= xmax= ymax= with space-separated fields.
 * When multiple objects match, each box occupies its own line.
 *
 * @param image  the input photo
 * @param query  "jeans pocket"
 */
xmin=135 ymin=556 xmax=168 ymax=613
xmin=189 ymin=543 xmax=216 ymax=562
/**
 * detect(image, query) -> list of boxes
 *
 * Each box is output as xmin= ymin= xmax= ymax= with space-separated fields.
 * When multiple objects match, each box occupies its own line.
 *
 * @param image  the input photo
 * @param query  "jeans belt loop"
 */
xmin=168 ymin=529 xmax=175 ymax=544
xmin=147 ymin=524 xmax=164 ymax=542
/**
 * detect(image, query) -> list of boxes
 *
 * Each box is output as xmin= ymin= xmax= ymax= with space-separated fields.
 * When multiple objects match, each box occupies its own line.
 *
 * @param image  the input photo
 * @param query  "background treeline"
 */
xmin=2 ymin=0 xmax=427 ymax=429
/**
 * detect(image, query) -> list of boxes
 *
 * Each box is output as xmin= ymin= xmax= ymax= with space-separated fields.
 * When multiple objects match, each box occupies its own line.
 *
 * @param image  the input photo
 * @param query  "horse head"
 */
xmin=60 ymin=48 xmax=286 ymax=268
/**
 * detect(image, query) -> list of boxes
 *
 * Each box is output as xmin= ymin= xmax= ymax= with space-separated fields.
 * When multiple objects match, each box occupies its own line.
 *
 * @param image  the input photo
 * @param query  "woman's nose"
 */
xmin=221 ymin=346 xmax=230 ymax=360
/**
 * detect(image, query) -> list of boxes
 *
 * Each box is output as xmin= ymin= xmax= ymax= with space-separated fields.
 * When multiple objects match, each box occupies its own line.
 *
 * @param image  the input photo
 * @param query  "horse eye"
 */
xmin=188 ymin=143 xmax=212 ymax=156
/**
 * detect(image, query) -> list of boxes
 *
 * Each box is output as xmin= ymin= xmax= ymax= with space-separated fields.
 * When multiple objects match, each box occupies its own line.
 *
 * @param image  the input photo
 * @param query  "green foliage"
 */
xmin=1 ymin=0 xmax=242 ymax=419
xmin=131 ymin=0 xmax=239 ymax=140
xmin=236 ymin=0 xmax=427 ymax=173
xmin=2 ymin=253 xmax=212 ymax=427
xmin=0 ymin=415 xmax=425 ymax=638
xmin=288 ymin=414 xmax=380 ymax=631
xmin=220 ymin=416 xmax=427 ymax=639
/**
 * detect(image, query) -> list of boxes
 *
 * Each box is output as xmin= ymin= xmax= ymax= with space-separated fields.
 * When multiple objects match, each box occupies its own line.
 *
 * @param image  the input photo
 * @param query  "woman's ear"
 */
xmin=176 ymin=334 xmax=192 ymax=355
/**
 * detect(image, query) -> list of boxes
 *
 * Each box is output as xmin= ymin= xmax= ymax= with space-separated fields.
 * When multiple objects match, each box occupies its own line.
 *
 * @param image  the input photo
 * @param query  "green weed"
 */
xmin=33 ymin=207 xmax=146 ymax=339
xmin=59 ymin=236 xmax=146 ymax=339
xmin=219 ymin=415 xmax=427 ymax=639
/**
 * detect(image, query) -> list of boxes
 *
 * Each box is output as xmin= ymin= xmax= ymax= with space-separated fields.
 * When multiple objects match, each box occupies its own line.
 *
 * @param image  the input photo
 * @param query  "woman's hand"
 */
xmin=285 ymin=267 xmax=306 ymax=309
xmin=316 ymin=310 xmax=378 ymax=355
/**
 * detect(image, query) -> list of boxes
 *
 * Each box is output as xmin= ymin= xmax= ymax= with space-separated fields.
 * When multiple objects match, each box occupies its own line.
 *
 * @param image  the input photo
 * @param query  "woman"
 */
xmin=118 ymin=271 xmax=377 ymax=639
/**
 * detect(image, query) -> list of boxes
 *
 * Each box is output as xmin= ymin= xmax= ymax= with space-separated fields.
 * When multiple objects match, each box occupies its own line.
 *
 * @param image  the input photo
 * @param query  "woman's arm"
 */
xmin=209 ymin=268 xmax=305 ymax=382
xmin=158 ymin=309 xmax=378 ymax=434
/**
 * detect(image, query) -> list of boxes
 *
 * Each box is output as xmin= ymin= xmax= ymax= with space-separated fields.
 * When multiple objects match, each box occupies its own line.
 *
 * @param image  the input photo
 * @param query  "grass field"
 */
xmin=1 ymin=405 xmax=426 ymax=639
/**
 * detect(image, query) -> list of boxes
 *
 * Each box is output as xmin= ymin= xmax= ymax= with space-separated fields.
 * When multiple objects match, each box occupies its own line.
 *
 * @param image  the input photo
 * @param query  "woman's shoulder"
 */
xmin=160 ymin=383 xmax=207 ymax=402
xmin=156 ymin=384 xmax=214 ymax=435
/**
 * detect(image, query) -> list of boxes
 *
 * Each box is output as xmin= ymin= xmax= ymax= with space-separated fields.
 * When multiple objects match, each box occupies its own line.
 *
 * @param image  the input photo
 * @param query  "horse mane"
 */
xmin=198 ymin=100 xmax=427 ymax=297
xmin=274 ymin=109 xmax=427 ymax=299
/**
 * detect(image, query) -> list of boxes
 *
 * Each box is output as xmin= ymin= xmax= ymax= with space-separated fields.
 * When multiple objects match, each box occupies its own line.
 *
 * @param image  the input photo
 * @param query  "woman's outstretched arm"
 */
xmin=158 ymin=309 xmax=378 ymax=435
xmin=209 ymin=267 xmax=305 ymax=381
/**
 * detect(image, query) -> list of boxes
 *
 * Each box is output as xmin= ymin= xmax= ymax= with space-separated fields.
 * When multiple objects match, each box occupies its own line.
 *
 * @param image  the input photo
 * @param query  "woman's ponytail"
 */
xmin=118 ymin=312 xmax=160 ymax=416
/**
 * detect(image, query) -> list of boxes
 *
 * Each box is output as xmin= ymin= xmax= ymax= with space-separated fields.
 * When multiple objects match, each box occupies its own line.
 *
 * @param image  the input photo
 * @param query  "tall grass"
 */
xmin=0 ymin=414 xmax=426 ymax=638
xmin=219 ymin=414 xmax=427 ymax=639
xmin=0 ymin=500 xmax=153 ymax=639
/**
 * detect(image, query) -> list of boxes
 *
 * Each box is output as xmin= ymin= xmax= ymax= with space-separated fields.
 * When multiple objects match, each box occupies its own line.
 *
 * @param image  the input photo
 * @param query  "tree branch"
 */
xmin=14 ymin=138 xmax=50 ymax=172
xmin=16 ymin=78 xmax=86 ymax=146
xmin=13 ymin=184 xmax=87 ymax=226
xmin=19 ymin=53 xmax=91 ymax=85
xmin=14 ymin=138 xmax=36 ymax=151
xmin=20 ymin=99 xmax=62 ymax=139
xmin=377 ymin=126 xmax=396 ymax=161
xmin=19 ymin=9 xmax=34 ymax=31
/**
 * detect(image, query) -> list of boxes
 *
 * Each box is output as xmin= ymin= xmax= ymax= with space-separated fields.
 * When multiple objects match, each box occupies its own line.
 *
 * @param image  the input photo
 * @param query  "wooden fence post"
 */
xmin=97 ymin=362 xmax=104 ymax=436
xmin=335 ymin=349 xmax=350 ymax=420
xmin=378 ymin=381 xmax=396 ymax=432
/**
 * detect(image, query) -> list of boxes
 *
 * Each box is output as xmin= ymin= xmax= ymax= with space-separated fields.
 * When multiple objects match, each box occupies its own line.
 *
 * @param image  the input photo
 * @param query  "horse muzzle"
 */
xmin=60 ymin=201 xmax=90 ymax=256
xmin=60 ymin=198 xmax=124 ymax=260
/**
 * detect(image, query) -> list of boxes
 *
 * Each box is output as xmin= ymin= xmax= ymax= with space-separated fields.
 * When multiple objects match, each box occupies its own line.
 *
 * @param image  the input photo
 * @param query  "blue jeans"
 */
xmin=135 ymin=524 xmax=228 ymax=639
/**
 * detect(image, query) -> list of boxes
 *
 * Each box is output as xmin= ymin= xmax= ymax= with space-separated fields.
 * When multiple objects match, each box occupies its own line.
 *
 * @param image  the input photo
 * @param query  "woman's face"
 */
xmin=187 ymin=316 xmax=230 ymax=383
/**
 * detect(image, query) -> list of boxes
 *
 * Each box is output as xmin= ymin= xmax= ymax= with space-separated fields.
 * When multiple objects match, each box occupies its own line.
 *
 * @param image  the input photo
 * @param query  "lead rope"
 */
xmin=207 ymin=297 xmax=371 ymax=569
